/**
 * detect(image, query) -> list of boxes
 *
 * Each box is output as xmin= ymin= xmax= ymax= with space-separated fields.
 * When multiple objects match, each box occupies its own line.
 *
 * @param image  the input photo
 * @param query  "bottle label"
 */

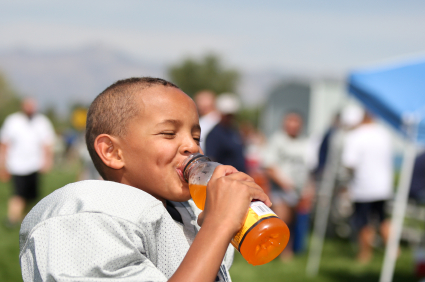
xmin=250 ymin=201 xmax=276 ymax=217
xmin=231 ymin=202 xmax=278 ymax=251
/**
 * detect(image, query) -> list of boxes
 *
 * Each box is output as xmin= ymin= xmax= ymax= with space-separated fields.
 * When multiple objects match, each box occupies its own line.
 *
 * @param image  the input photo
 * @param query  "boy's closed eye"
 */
xmin=159 ymin=132 xmax=176 ymax=138
xmin=158 ymin=132 xmax=201 ymax=145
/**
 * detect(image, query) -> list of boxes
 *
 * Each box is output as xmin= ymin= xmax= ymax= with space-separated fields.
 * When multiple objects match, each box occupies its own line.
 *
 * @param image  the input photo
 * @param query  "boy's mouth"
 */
xmin=176 ymin=167 xmax=185 ymax=183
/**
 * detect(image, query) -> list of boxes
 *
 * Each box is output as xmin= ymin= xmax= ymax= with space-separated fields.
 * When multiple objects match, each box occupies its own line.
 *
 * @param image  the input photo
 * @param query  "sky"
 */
xmin=1 ymin=0 xmax=425 ymax=74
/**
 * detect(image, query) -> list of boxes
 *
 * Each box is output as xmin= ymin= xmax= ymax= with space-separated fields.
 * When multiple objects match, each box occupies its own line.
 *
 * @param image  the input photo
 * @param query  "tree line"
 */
xmin=0 ymin=54 xmax=261 ymax=131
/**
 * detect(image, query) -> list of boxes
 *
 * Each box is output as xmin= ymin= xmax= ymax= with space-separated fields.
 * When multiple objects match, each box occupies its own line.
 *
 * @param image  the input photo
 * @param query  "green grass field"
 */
xmin=0 ymin=165 xmax=418 ymax=282
xmin=230 ymin=240 xmax=416 ymax=282
xmin=0 ymin=165 xmax=79 ymax=281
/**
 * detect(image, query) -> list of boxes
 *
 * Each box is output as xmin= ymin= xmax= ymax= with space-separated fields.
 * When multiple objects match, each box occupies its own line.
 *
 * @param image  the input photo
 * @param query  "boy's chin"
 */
xmin=167 ymin=192 xmax=192 ymax=203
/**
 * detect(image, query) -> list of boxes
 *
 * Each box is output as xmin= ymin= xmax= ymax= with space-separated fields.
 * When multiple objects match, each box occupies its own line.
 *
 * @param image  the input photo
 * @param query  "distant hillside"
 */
xmin=0 ymin=46 xmax=165 ymax=114
xmin=0 ymin=46 xmax=286 ymax=115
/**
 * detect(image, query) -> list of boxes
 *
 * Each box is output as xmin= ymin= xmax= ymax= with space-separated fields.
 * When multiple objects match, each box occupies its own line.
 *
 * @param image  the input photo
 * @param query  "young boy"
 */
xmin=19 ymin=77 xmax=270 ymax=282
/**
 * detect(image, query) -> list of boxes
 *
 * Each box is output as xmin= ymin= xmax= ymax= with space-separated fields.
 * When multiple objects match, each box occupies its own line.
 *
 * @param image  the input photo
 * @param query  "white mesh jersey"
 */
xmin=19 ymin=180 xmax=233 ymax=281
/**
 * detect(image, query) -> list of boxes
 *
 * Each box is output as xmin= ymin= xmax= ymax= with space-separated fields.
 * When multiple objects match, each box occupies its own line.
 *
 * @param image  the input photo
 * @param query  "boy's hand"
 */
xmin=170 ymin=165 xmax=271 ymax=282
xmin=201 ymin=165 xmax=271 ymax=236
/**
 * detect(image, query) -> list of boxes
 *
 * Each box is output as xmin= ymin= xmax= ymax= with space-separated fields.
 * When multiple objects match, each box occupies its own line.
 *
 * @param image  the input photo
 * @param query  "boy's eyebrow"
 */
xmin=156 ymin=119 xmax=201 ymax=132
xmin=157 ymin=119 xmax=182 ymax=126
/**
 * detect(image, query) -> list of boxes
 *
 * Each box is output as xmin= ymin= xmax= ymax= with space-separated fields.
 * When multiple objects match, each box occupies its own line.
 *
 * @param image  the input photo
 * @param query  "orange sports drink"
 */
xmin=182 ymin=153 xmax=290 ymax=266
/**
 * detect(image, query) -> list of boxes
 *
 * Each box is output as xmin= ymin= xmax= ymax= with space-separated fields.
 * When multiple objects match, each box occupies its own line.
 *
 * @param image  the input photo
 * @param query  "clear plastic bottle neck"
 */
xmin=182 ymin=153 xmax=211 ymax=182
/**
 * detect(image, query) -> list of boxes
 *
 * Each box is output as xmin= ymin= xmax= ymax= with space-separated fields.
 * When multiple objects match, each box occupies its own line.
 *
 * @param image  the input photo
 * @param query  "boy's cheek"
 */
xmin=171 ymin=186 xmax=192 ymax=202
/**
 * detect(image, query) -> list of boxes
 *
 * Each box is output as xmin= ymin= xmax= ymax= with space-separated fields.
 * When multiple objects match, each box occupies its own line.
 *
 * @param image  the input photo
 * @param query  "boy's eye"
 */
xmin=160 ymin=132 xmax=176 ymax=138
xmin=193 ymin=137 xmax=202 ymax=145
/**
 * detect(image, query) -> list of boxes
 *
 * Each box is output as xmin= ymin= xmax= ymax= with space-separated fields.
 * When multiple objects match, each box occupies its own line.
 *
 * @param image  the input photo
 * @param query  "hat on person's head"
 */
xmin=216 ymin=93 xmax=241 ymax=115
xmin=341 ymin=104 xmax=365 ymax=128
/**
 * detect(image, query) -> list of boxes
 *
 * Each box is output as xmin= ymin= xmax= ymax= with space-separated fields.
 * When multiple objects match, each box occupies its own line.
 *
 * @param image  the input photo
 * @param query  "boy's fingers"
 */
xmin=207 ymin=165 xmax=271 ymax=211
xmin=243 ymin=181 xmax=272 ymax=207
xmin=197 ymin=211 xmax=205 ymax=226
xmin=212 ymin=165 xmax=258 ymax=184
xmin=210 ymin=165 xmax=268 ymax=204
xmin=212 ymin=165 xmax=254 ymax=181
xmin=224 ymin=171 xmax=255 ymax=182
xmin=211 ymin=165 xmax=239 ymax=178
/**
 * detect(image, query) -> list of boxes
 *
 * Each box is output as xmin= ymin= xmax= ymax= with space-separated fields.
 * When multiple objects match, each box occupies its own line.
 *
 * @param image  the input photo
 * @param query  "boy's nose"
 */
xmin=181 ymin=137 xmax=199 ymax=155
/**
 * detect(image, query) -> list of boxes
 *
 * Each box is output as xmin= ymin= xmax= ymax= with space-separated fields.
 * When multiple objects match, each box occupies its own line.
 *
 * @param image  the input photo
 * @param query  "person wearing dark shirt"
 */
xmin=315 ymin=113 xmax=340 ymax=177
xmin=409 ymin=151 xmax=425 ymax=204
xmin=205 ymin=94 xmax=246 ymax=173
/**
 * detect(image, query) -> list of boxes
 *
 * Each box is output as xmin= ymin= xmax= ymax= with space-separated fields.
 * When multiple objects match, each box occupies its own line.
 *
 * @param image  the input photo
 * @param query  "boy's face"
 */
xmin=119 ymin=86 xmax=201 ymax=203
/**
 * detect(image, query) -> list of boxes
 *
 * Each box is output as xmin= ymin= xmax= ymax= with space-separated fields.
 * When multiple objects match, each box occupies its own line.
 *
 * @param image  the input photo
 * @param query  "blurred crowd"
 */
xmin=1 ymin=92 xmax=424 ymax=267
xmin=193 ymin=89 xmax=424 ymax=265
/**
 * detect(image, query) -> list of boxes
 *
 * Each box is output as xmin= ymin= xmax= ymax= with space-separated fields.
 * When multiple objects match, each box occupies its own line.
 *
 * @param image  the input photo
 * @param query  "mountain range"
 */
xmin=0 ymin=45 xmax=320 ymax=116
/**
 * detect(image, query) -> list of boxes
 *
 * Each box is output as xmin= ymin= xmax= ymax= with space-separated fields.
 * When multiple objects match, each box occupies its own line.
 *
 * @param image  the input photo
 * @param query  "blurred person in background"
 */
xmin=313 ymin=112 xmax=353 ymax=239
xmin=408 ymin=150 xmax=425 ymax=278
xmin=77 ymin=133 xmax=101 ymax=180
xmin=240 ymin=121 xmax=269 ymax=195
xmin=409 ymin=150 xmax=425 ymax=204
xmin=194 ymin=90 xmax=220 ymax=153
xmin=71 ymin=107 xmax=102 ymax=181
xmin=315 ymin=113 xmax=341 ymax=177
xmin=205 ymin=93 xmax=246 ymax=173
xmin=0 ymin=98 xmax=55 ymax=228
xmin=262 ymin=111 xmax=314 ymax=260
xmin=342 ymin=110 xmax=393 ymax=263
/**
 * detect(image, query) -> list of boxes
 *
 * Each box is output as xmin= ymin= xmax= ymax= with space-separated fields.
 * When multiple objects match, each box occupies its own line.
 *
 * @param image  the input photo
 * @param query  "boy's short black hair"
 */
xmin=85 ymin=77 xmax=179 ymax=179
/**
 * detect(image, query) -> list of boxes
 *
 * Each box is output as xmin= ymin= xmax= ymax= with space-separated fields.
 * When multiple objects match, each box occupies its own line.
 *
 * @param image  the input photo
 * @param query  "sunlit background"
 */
xmin=1 ymin=0 xmax=424 ymax=113
xmin=1 ymin=1 xmax=425 ymax=281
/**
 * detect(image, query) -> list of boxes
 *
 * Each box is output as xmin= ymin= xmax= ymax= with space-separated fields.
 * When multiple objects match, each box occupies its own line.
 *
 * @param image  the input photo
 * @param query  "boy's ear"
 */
xmin=94 ymin=134 xmax=124 ymax=170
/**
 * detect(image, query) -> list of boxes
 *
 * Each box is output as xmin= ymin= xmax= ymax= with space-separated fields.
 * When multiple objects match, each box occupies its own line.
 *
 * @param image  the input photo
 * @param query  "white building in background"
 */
xmin=259 ymin=77 xmax=406 ymax=167
xmin=260 ymin=78 xmax=346 ymax=138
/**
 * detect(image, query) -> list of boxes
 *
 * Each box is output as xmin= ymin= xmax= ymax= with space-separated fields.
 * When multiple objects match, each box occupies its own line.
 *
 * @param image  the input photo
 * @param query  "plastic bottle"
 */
xmin=182 ymin=153 xmax=290 ymax=266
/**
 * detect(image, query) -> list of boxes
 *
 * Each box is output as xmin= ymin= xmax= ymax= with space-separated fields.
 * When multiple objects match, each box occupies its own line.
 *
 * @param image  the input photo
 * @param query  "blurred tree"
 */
xmin=237 ymin=106 xmax=263 ymax=128
xmin=44 ymin=105 xmax=69 ymax=133
xmin=168 ymin=54 xmax=240 ymax=97
xmin=0 ymin=72 xmax=21 ymax=126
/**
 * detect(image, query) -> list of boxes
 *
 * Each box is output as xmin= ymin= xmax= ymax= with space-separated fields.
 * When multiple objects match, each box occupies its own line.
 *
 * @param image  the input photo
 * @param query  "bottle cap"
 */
xmin=181 ymin=153 xmax=211 ymax=182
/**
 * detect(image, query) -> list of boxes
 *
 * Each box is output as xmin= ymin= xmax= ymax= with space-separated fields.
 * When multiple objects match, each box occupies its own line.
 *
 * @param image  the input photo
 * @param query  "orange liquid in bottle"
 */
xmin=189 ymin=184 xmax=207 ymax=210
xmin=189 ymin=184 xmax=290 ymax=265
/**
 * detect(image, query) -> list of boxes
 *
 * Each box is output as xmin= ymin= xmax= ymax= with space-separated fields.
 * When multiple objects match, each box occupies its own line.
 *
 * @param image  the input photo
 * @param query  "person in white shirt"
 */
xmin=342 ymin=111 xmax=393 ymax=263
xmin=0 ymin=98 xmax=55 ymax=227
xmin=194 ymin=90 xmax=220 ymax=153
xmin=262 ymin=112 xmax=314 ymax=260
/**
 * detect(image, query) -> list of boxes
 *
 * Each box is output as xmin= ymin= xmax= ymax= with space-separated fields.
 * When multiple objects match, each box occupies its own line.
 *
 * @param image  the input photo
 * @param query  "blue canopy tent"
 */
xmin=348 ymin=58 xmax=425 ymax=142
xmin=348 ymin=57 xmax=425 ymax=282
xmin=306 ymin=57 xmax=425 ymax=278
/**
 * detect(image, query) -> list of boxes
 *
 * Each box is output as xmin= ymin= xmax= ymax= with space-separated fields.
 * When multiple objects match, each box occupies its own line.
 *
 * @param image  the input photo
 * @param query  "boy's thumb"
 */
xmin=197 ymin=211 xmax=205 ymax=227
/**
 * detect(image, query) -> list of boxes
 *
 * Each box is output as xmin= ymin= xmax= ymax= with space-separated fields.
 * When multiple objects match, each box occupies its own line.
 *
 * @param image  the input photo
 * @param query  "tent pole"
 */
xmin=306 ymin=130 xmax=342 ymax=276
xmin=380 ymin=120 xmax=418 ymax=282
